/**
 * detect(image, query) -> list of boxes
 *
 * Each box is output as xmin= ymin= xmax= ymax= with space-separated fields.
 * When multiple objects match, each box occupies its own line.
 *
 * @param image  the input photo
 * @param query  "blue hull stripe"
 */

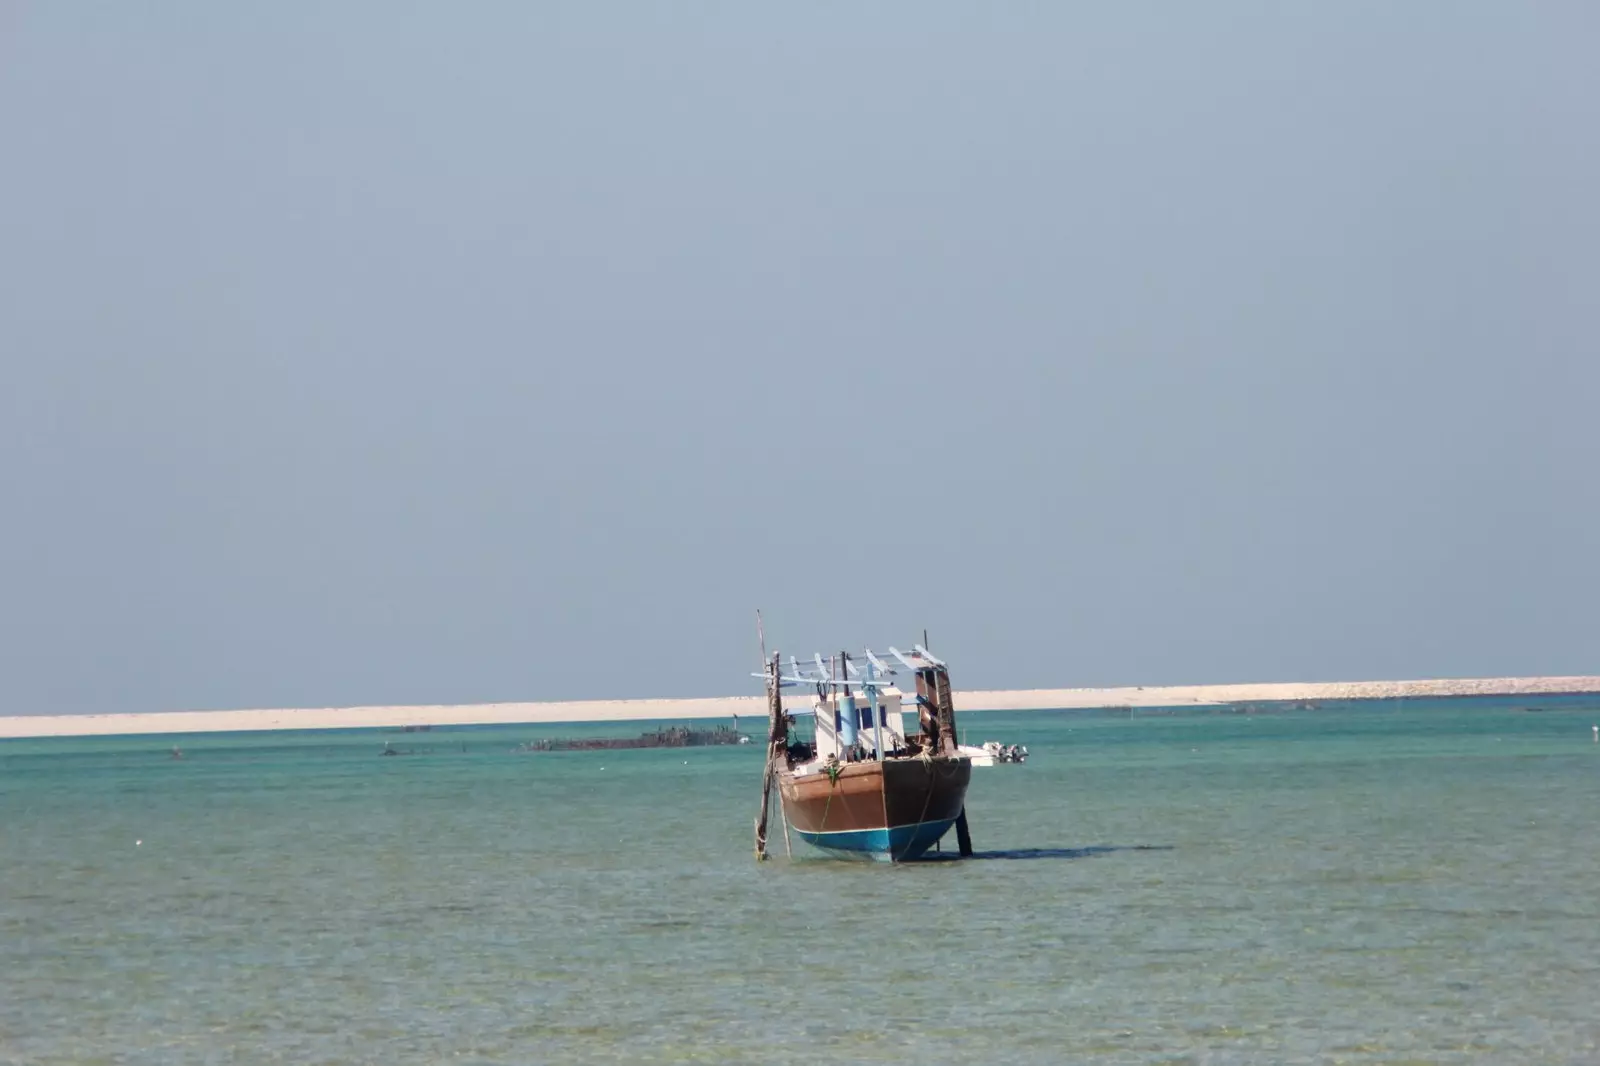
xmin=794 ymin=816 xmax=958 ymax=862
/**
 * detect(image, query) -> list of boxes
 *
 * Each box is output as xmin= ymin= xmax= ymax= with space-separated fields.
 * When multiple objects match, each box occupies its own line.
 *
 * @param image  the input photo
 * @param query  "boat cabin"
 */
xmin=783 ymin=685 xmax=912 ymax=770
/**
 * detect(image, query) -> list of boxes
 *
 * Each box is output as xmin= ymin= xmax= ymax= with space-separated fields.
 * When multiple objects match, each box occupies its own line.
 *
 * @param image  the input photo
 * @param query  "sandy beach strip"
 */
xmin=3 ymin=675 xmax=1598 ymax=739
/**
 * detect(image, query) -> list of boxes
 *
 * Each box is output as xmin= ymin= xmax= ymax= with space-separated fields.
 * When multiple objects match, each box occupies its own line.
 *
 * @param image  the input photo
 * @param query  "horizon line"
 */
xmin=3 ymin=673 xmax=1598 ymax=739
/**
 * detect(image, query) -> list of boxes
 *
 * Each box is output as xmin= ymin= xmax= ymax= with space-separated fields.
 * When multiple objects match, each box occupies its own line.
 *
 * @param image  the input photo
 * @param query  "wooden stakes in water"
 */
xmin=755 ymin=762 xmax=774 ymax=860
xmin=754 ymin=650 xmax=785 ymax=861
xmin=780 ymin=790 xmax=792 ymax=857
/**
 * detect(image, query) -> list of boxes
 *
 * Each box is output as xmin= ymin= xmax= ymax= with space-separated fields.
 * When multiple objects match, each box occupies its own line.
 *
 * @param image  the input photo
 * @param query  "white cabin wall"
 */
xmin=875 ymin=693 xmax=907 ymax=751
xmin=814 ymin=695 xmax=840 ymax=760
xmin=782 ymin=687 xmax=910 ymax=762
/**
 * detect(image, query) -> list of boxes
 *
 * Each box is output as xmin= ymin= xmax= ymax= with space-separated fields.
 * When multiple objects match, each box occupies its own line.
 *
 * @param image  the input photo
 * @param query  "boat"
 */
xmin=752 ymin=628 xmax=975 ymax=863
xmin=957 ymin=743 xmax=996 ymax=767
xmin=957 ymin=740 xmax=1028 ymax=766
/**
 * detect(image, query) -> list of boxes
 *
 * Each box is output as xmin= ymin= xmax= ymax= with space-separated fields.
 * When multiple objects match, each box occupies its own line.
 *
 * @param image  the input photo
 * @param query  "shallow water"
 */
xmin=3 ymin=698 xmax=1598 ymax=1064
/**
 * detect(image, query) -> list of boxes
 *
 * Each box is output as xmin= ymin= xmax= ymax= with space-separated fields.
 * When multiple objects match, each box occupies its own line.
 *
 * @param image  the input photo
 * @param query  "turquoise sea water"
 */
xmin=3 ymin=697 xmax=1599 ymax=1065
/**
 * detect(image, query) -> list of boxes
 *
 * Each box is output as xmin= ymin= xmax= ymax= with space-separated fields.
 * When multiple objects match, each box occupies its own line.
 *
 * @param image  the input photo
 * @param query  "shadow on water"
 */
xmin=919 ymin=844 xmax=1175 ymax=863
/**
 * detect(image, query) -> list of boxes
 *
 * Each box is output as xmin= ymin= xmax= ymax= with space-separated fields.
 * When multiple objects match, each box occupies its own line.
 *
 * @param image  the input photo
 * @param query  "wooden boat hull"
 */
xmin=778 ymin=756 xmax=971 ymax=862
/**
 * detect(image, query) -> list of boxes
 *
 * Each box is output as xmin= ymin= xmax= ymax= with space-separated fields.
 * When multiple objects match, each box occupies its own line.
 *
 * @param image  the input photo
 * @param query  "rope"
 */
xmin=816 ymin=757 xmax=841 ymax=832
xmin=807 ymin=752 xmax=945 ymax=862
xmin=892 ymin=756 xmax=942 ymax=862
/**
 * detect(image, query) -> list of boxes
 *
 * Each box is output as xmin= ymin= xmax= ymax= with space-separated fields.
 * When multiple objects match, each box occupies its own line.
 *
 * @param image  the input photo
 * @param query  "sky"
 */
xmin=1 ymin=4 xmax=1596 ymax=714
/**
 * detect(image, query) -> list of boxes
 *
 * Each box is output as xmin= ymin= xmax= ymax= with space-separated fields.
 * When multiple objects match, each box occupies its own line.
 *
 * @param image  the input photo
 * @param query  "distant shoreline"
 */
xmin=3 ymin=675 xmax=1597 ymax=739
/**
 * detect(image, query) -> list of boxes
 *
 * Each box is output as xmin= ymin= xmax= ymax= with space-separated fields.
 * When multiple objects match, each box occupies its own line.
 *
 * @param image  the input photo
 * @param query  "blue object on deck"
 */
xmin=837 ymin=694 xmax=858 ymax=747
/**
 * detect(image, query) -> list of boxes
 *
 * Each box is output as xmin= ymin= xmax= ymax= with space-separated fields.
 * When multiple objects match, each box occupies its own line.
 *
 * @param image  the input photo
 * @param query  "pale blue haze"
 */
xmin=1 ymin=5 xmax=1597 ymax=715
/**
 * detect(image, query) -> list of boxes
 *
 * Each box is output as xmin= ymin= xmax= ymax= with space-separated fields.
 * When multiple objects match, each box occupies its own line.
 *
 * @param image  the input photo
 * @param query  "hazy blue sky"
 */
xmin=2 ymin=4 xmax=1596 ymax=714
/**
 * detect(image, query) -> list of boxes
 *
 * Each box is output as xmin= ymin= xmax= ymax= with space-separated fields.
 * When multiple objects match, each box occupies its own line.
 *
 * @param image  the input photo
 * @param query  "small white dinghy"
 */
xmin=958 ymin=740 xmax=1028 ymax=766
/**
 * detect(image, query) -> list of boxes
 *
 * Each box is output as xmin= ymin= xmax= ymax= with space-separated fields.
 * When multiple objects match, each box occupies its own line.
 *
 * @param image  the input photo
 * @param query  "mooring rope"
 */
xmin=814 ymin=756 xmax=842 ymax=834
xmin=892 ymin=758 xmax=942 ymax=862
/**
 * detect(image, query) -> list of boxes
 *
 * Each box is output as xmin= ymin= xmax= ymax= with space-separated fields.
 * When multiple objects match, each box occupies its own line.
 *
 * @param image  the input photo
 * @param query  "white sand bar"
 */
xmin=3 ymin=675 xmax=1598 ymax=739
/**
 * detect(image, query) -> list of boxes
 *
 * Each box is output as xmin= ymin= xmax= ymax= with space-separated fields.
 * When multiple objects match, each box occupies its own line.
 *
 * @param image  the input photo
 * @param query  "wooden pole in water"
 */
xmin=954 ymin=807 xmax=973 ymax=856
xmin=754 ymin=651 xmax=777 ymax=859
xmin=755 ymin=762 xmax=773 ymax=860
xmin=754 ymin=650 xmax=787 ymax=861
xmin=780 ymin=789 xmax=793 ymax=857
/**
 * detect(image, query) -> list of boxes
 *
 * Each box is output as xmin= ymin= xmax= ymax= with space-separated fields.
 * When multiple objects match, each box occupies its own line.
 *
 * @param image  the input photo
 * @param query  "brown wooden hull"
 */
xmin=778 ymin=757 xmax=971 ymax=861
